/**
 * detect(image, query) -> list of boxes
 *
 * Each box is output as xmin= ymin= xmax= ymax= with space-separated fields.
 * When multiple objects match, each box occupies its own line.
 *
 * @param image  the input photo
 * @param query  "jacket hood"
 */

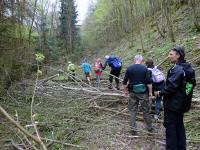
xmin=177 ymin=60 xmax=192 ymax=70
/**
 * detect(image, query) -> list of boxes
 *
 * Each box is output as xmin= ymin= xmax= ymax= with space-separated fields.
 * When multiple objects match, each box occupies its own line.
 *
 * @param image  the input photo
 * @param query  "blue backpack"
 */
xmin=82 ymin=63 xmax=91 ymax=73
xmin=109 ymin=57 xmax=122 ymax=69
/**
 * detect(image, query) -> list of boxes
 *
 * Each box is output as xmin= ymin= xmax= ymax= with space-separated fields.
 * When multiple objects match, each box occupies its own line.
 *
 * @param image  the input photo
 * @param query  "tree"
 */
xmin=60 ymin=0 xmax=78 ymax=54
xmin=163 ymin=0 xmax=175 ymax=42
xmin=190 ymin=0 xmax=200 ymax=31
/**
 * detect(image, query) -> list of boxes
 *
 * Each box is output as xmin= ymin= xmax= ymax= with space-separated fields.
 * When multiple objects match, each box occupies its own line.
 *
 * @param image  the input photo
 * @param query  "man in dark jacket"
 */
xmin=103 ymin=55 xmax=122 ymax=90
xmin=123 ymin=55 xmax=154 ymax=135
xmin=155 ymin=46 xmax=195 ymax=150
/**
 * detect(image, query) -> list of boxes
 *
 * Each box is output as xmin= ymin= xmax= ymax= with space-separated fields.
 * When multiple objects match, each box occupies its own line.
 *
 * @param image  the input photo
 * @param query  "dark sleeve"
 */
xmin=102 ymin=60 xmax=108 ymax=70
xmin=123 ymin=69 xmax=129 ymax=85
xmin=160 ymin=67 xmax=183 ymax=96
xmin=145 ymin=69 xmax=152 ymax=84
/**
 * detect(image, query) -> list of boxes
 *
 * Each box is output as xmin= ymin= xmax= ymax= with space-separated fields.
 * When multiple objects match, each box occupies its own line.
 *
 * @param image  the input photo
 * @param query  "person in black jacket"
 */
xmin=146 ymin=59 xmax=165 ymax=120
xmin=155 ymin=46 xmax=194 ymax=150
xmin=103 ymin=55 xmax=122 ymax=90
xmin=123 ymin=55 xmax=154 ymax=135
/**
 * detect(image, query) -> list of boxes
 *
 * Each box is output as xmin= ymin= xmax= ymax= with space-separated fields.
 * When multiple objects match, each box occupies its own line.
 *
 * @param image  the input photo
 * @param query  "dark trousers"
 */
xmin=128 ymin=93 xmax=153 ymax=131
xmin=69 ymin=71 xmax=75 ymax=81
xmin=109 ymin=68 xmax=121 ymax=85
xmin=164 ymin=108 xmax=186 ymax=150
xmin=153 ymin=81 xmax=165 ymax=115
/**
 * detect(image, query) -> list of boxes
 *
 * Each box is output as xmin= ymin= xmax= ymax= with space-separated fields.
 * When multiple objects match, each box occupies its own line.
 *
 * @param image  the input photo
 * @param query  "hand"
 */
xmin=124 ymin=90 xmax=129 ymax=97
xmin=154 ymin=91 xmax=160 ymax=97
xmin=123 ymin=85 xmax=129 ymax=97
xmin=149 ymin=93 xmax=153 ymax=97
xmin=148 ymin=92 xmax=152 ymax=100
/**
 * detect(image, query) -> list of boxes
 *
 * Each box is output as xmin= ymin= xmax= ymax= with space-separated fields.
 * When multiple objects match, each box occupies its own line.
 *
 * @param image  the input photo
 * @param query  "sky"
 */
xmin=75 ymin=0 xmax=91 ymax=25
xmin=50 ymin=0 xmax=97 ymax=25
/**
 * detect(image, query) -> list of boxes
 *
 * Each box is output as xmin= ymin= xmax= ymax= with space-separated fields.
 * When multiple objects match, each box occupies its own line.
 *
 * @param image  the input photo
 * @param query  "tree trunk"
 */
xmin=163 ymin=0 xmax=175 ymax=42
xmin=190 ymin=0 xmax=200 ymax=31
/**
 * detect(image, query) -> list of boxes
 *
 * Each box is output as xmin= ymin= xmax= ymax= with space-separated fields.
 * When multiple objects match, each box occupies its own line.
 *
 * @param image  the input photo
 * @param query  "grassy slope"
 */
xmin=95 ymin=5 xmax=200 ymax=141
xmin=97 ymin=5 xmax=200 ymax=74
xmin=1 ymin=5 xmax=200 ymax=149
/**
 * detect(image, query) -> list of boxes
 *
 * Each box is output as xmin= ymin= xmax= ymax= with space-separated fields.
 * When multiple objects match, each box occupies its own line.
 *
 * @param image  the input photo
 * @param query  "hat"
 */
xmin=105 ymin=55 xmax=109 ymax=59
xmin=68 ymin=61 xmax=72 ymax=64
xmin=172 ymin=46 xmax=185 ymax=60
xmin=97 ymin=58 xmax=101 ymax=62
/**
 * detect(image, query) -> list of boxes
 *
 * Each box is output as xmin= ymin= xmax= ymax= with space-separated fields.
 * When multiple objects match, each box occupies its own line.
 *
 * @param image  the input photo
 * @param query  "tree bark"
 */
xmin=163 ymin=0 xmax=175 ymax=42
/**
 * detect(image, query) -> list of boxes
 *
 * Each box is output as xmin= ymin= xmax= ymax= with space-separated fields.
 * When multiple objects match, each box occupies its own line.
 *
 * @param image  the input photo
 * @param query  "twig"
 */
xmin=40 ymin=138 xmax=87 ymax=149
xmin=157 ymin=57 xmax=168 ymax=67
xmin=59 ymin=85 xmax=125 ymax=97
xmin=0 ymin=105 xmax=41 ymax=144
xmin=38 ymin=74 xmax=59 ymax=85
xmin=188 ymin=54 xmax=200 ymax=63
xmin=30 ymin=61 xmax=47 ymax=150
xmin=6 ymin=90 xmax=19 ymax=105
xmin=11 ymin=140 xmax=24 ymax=150
xmin=102 ymin=70 xmax=123 ymax=82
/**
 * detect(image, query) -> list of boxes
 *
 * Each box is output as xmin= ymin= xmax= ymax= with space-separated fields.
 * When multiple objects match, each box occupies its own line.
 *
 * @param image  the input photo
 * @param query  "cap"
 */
xmin=105 ymin=55 xmax=109 ymax=59
xmin=172 ymin=46 xmax=185 ymax=60
xmin=68 ymin=61 xmax=72 ymax=64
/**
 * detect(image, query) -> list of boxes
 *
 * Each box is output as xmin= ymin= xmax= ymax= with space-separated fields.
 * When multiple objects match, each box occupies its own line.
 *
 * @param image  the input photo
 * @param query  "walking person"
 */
xmin=123 ymin=55 xmax=154 ymax=135
xmin=154 ymin=46 xmax=196 ymax=150
xmin=94 ymin=58 xmax=103 ymax=88
xmin=103 ymin=55 xmax=122 ymax=90
xmin=146 ymin=59 xmax=165 ymax=119
xmin=67 ymin=61 xmax=76 ymax=81
xmin=81 ymin=60 xmax=92 ymax=85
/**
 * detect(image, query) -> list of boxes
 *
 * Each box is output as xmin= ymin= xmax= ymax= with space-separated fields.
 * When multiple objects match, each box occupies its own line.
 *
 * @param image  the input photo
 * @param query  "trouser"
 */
xmin=109 ymin=68 xmax=121 ymax=86
xmin=96 ymin=75 xmax=101 ymax=87
xmin=128 ymin=93 xmax=153 ymax=131
xmin=69 ymin=72 xmax=75 ymax=81
xmin=164 ymin=108 xmax=186 ymax=150
xmin=155 ymin=96 xmax=162 ymax=116
xmin=85 ymin=72 xmax=91 ymax=84
xmin=153 ymin=81 xmax=165 ymax=115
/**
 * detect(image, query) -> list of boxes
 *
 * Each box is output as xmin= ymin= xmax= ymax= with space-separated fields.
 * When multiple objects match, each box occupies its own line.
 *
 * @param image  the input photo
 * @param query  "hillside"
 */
xmin=0 ymin=1 xmax=200 ymax=150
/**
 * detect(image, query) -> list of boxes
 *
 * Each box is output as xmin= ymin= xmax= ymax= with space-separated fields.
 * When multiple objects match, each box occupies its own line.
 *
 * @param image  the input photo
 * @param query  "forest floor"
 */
xmin=1 ymin=73 xmax=200 ymax=149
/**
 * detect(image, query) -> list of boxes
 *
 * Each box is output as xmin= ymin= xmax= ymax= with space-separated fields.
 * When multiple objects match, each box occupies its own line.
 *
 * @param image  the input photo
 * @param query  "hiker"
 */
xmin=123 ymin=55 xmax=154 ymax=135
xmin=67 ymin=61 xmax=76 ymax=81
xmin=81 ymin=60 xmax=92 ymax=85
xmin=94 ymin=58 xmax=103 ymax=87
xmin=146 ymin=59 xmax=165 ymax=120
xmin=154 ymin=46 xmax=196 ymax=150
xmin=103 ymin=55 xmax=122 ymax=90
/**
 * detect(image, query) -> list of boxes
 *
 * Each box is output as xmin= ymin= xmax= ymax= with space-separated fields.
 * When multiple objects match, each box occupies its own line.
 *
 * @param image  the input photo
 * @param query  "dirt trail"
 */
xmin=1 ymin=78 xmax=200 ymax=149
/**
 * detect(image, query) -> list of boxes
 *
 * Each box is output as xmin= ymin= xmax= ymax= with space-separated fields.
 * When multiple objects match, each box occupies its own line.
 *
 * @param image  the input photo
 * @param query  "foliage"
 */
xmin=35 ymin=52 xmax=45 ymax=62
xmin=60 ymin=0 xmax=79 ymax=54
xmin=81 ymin=0 xmax=200 ymax=51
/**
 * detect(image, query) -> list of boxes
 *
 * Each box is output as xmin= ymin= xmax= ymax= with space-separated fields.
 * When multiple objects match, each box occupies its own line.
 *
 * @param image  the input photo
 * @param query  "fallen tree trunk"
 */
xmin=57 ymin=85 xmax=126 ymax=97
xmin=39 ymin=74 xmax=59 ymax=85
xmin=92 ymin=105 xmax=163 ymax=123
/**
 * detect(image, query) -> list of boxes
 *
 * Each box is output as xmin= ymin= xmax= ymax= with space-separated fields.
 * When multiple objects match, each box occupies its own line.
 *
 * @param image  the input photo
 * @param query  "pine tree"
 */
xmin=60 ymin=0 xmax=78 ymax=54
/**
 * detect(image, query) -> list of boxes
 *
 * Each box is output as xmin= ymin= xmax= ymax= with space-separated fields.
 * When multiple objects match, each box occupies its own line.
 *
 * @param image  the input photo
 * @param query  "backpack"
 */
xmin=94 ymin=62 xmax=102 ymax=72
xmin=82 ymin=63 xmax=91 ymax=73
xmin=148 ymin=66 xmax=165 ymax=83
xmin=179 ymin=63 xmax=196 ymax=112
xmin=69 ymin=64 xmax=76 ymax=71
xmin=109 ymin=57 xmax=122 ymax=69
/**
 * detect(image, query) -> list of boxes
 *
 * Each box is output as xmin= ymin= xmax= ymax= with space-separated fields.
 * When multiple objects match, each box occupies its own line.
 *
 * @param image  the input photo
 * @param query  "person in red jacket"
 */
xmin=94 ymin=58 xmax=103 ymax=87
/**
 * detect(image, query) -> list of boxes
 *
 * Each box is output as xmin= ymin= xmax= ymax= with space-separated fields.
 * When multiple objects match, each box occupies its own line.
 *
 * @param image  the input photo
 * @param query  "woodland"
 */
xmin=0 ymin=0 xmax=200 ymax=149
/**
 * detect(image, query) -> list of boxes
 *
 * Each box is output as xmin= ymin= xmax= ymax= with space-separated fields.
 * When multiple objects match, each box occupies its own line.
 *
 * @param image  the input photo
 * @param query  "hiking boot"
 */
xmin=115 ymin=83 xmax=120 ymax=90
xmin=131 ymin=130 xmax=138 ymax=136
xmin=108 ymin=84 xmax=113 ymax=89
xmin=115 ymin=86 xmax=120 ymax=90
xmin=154 ymin=113 xmax=161 ymax=120
xmin=154 ymin=115 xmax=159 ymax=120
xmin=147 ymin=127 xmax=156 ymax=133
